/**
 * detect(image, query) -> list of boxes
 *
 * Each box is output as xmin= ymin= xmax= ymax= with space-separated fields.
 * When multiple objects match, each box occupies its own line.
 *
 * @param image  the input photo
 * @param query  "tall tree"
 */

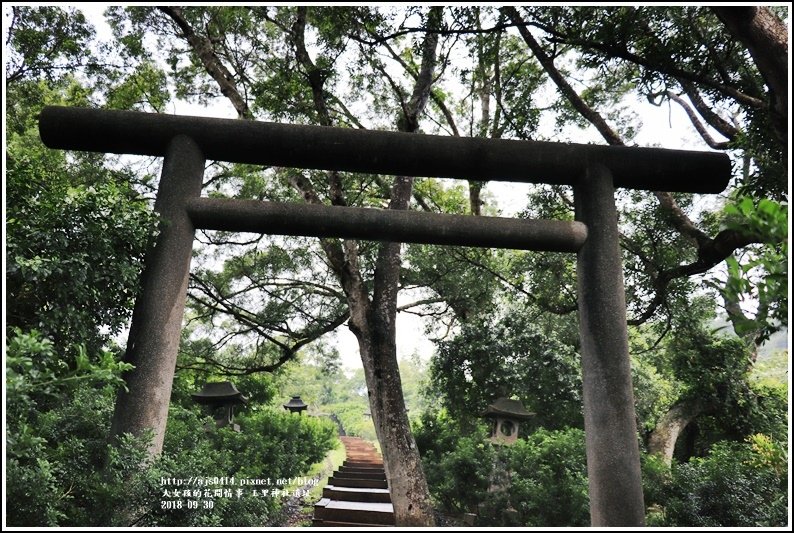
xmin=108 ymin=5 xmax=445 ymax=524
xmin=711 ymin=6 xmax=788 ymax=146
xmin=499 ymin=5 xmax=787 ymax=462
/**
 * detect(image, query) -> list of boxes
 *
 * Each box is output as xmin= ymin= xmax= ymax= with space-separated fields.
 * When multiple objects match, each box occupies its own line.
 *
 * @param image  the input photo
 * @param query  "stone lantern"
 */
xmin=192 ymin=381 xmax=247 ymax=432
xmin=482 ymin=396 xmax=534 ymax=445
xmin=283 ymin=395 xmax=308 ymax=415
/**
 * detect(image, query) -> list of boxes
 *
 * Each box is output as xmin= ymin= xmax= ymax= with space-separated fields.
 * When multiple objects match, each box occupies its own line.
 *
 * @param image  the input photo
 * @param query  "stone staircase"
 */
xmin=312 ymin=436 xmax=394 ymax=527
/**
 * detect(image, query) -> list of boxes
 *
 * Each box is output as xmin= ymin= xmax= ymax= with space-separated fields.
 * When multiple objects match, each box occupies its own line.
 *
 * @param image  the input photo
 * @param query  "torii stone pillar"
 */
xmin=109 ymin=135 xmax=205 ymax=455
xmin=575 ymin=165 xmax=644 ymax=525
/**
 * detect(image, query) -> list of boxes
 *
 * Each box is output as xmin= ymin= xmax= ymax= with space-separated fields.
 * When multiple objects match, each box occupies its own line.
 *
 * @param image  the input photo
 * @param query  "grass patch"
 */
xmin=296 ymin=439 xmax=346 ymax=510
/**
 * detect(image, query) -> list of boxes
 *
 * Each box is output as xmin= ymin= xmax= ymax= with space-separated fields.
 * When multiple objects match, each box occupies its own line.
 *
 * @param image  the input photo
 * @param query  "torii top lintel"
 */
xmin=39 ymin=106 xmax=730 ymax=194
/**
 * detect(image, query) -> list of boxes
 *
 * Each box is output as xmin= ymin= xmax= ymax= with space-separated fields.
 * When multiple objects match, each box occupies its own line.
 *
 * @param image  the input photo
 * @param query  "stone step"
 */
xmin=328 ymin=476 xmax=388 ymax=489
xmin=314 ymin=497 xmax=331 ymax=509
xmin=323 ymin=485 xmax=391 ymax=503
xmin=314 ymin=500 xmax=395 ymax=526
xmin=343 ymin=460 xmax=383 ymax=468
xmin=313 ymin=497 xmax=331 ymax=522
xmin=311 ymin=518 xmax=389 ymax=527
xmin=333 ymin=470 xmax=386 ymax=480
xmin=313 ymin=437 xmax=394 ymax=527
xmin=338 ymin=466 xmax=385 ymax=474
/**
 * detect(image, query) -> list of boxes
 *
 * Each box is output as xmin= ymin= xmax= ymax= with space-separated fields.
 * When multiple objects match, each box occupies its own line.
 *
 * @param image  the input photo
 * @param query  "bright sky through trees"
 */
xmin=45 ymin=4 xmax=751 ymax=369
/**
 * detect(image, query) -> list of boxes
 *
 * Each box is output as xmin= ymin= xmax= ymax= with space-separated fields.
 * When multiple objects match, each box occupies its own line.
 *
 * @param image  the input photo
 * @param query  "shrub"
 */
xmin=130 ymin=404 xmax=338 ymax=527
xmin=648 ymin=437 xmax=788 ymax=526
xmin=5 ymin=327 xmax=338 ymax=527
xmin=5 ymin=329 xmax=137 ymax=526
xmin=497 ymin=428 xmax=589 ymax=527
xmin=414 ymin=410 xmax=494 ymax=514
xmin=416 ymin=411 xmax=590 ymax=527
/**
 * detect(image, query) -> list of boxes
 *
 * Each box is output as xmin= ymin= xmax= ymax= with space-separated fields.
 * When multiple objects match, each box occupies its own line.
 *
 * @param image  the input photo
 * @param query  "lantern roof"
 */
xmin=192 ymin=381 xmax=248 ymax=405
xmin=283 ymin=395 xmax=308 ymax=411
xmin=482 ymin=396 xmax=534 ymax=420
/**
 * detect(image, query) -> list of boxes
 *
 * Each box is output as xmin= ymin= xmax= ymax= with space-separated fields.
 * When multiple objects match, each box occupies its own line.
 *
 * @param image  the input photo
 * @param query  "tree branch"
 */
xmin=291 ymin=7 xmax=349 ymax=208
xmin=664 ymin=90 xmax=730 ymax=149
xmin=450 ymin=248 xmax=578 ymax=316
xmin=504 ymin=6 xmax=778 ymax=329
xmin=629 ymin=228 xmax=766 ymax=325
xmin=712 ymin=6 xmax=788 ymax=145
xmin=158 ymin=6 xmax=252 ymax=119
xmin=535 ymin=13 xmax=766 ymax=110
xmin=378 ymin=39 xmax=461 ymax=138
xmin=397 ymin=297 xmax=447 ymax=313
xmin=347 ymin=19 xmax=528 ymax=46
xmin=186 ymin=273 xmax=352 ymax=375
xmin=286 ymin=172 xmax=369 ymax=306
xmin=398 ymin=7 xmax=442 ymax=134
xmin=373 ymin=6 xmax=442 ymax=316
xmin=502 ymin=6 xmax=624 ymax=146
xmin=369 ymin=40 xmax=449 ymax=213
xmin=678 ymin=79 xmax=739 ymax=141
xmin=291 ymin=6 xmax=331 ymax=127
xmin=178 ymin=307 xmax=349 ymax=376
xmin=506 ymin=6 xmax=706 ymax=249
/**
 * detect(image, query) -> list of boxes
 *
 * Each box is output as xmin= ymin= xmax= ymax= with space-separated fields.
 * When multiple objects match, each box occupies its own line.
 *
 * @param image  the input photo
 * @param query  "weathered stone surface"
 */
xmin=186 ymin=197 xmax=587 ymax=252
xmin=575 ymin=165 xmax=645 ymax=526
xmin=108 ymin=135 xmax=205 ymax=455
xmin=40 ymin=105 xmax=730 ymax=193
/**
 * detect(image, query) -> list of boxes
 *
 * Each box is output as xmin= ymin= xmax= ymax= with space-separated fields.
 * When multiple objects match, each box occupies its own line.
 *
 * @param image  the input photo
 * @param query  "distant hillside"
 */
xmin=758 ymin=326 xmax=789 ymax=359
xmin=711 ymin=317 xmax=788 ymax=360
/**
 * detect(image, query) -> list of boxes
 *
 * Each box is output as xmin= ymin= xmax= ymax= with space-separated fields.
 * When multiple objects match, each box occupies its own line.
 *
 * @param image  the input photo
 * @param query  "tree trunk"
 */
xmin=712 ymin=7 xmax=788 ymax=146
xmin=351 ymin=312 xmax=436 ymax=525
xmin=647 ymin=398 xmax=704 ymax=465
xmin=292 ymin=5 xmax=441 ymax=524
xmin=349 ymin=9 xmax=441 ymax=525
xmin=162 ymin=6 xmax=441 ymax=524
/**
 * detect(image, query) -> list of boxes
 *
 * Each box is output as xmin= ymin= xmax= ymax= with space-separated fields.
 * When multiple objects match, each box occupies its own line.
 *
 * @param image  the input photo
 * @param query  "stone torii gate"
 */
xmin=39 ymin=105 xmax=730 ymax=526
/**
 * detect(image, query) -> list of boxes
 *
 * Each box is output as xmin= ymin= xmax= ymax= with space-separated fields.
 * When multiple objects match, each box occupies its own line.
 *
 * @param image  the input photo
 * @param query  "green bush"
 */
xmin=6 ymin=118 xmax=157 ymax=354
xmin=497 ymin=428 xmax=589 ymax=527
xmin=415 ymin=411 xmax=590 ymax=526
xmin=6 ymin=329 xmax=138 ymax=526
xmin=110 ymin=404 xmax=338 ymax=527
xmin=645 ymin=437 xmax=788 ymax=526
xmin=5 ymin=328 xmax=338 ymax=527
xmin=640 ymin=452 xmax=674 ymax=526
xmin=415 ymin=412 xmax=494 ymax=514
xmin=742 ymin=381 xmax=788 ymax=442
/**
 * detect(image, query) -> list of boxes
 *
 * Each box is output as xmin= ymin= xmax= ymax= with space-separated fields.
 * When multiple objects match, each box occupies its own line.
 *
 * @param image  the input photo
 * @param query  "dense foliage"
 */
xmin=415 ymin=404 xmax=787 ymax=527
xmin=414 ymin=413 xmax=590 ymax=527
xmin=643 ymin=436 xmax=788 ymax=526
xmin=6 ymin=346 xmax=337 ymax=527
